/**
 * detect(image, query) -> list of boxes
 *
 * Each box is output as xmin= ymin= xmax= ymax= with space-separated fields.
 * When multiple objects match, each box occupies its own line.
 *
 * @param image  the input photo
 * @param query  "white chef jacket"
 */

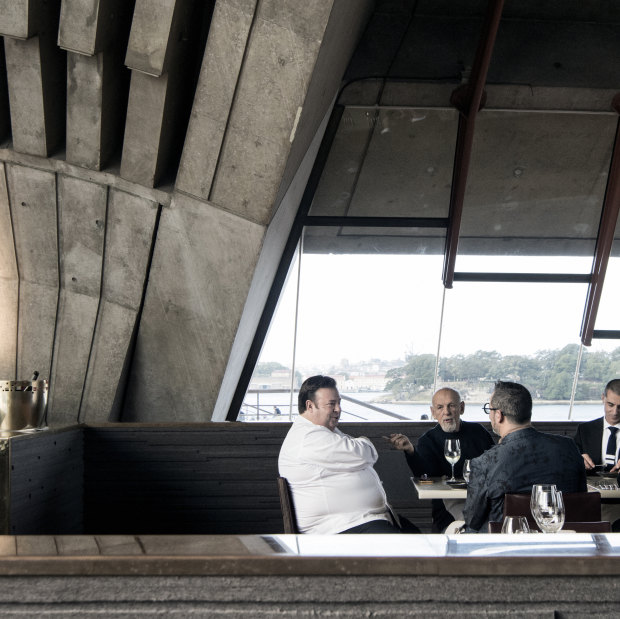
xmin=278 ymin=415 xmax=391 ymax=534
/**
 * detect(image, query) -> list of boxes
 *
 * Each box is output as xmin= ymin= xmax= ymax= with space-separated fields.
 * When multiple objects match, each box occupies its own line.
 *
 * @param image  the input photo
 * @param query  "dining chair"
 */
xmin=503 ymin=491 xmax=601 ymax=529
xmin=488 ymin=520 xmax=611 ymax=533
xmin=277 ymin=476 xmax=300 ymax=534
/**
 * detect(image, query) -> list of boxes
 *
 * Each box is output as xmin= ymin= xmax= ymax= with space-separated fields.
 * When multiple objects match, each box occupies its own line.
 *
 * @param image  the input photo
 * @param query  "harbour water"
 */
xmin=240 ymin=390 xmax=603 ymax=423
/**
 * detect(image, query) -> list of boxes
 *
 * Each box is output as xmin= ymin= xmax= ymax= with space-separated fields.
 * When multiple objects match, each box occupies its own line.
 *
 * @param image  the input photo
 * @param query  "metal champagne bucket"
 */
xmin=0 ymin=380 xmax=48 ymax=431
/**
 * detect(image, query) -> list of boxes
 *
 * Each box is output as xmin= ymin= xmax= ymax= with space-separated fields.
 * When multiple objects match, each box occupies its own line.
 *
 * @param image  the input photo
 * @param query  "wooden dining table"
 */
xmin=411 ymin=476 xmax=620 ymax=500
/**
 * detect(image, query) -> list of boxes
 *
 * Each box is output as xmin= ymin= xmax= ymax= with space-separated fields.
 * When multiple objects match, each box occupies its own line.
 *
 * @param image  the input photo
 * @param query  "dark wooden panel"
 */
xmin=80 ymin=421 xmax=582 ymax=535
xmin=9 ymin=427 xmax=84 ymax=534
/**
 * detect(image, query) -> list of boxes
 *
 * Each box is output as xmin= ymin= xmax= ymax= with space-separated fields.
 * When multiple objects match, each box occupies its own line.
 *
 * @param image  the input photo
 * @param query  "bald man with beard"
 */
xmin=389 ymin=387 xmax=495 ymax=532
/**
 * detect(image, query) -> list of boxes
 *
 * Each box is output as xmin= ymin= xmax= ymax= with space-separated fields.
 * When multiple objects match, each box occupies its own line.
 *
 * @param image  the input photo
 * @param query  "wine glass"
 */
xmin=444 ymin=439 xmax=461 ymax=482
xmin=462 ymin=459 xmax=471 ymax=483
xmin=530 ymin=484 xmax=556 ymax=526
xmin=531 ymin=486 xmax=565 ymax=533
xmin=501 ymin=516 xmax=530 ymax=534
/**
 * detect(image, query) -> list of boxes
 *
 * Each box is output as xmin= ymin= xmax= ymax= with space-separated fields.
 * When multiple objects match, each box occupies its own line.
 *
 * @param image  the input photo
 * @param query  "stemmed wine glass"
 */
xmin=531 ymin=485 xmax=565 ymax=533
xmin=444 ymin=439 xmax=461 ymax=483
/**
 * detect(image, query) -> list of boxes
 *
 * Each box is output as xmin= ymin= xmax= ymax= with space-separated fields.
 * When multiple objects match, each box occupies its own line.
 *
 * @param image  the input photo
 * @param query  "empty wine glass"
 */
xmin=530 ymin=484 xmax=556 ymax=525
xmin=462 ymin=459 xmax=471 ymax=483
xmin=444 ymin=439 xmax=461 ymax=482
xmin=531 ymin=486 xmax=565 ymax=533
xmin=501 ymin=516 xmax=530 ymax=534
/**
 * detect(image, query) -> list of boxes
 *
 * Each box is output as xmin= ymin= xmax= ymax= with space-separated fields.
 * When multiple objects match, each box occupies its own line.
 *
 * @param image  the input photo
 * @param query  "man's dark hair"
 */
xmin=604 ymin=379 xmax=620 ymax=397
xmin=298 ymin=375 xmax=337 ymax=413
xmin=491 ymin=381 xmax=532 ymax=424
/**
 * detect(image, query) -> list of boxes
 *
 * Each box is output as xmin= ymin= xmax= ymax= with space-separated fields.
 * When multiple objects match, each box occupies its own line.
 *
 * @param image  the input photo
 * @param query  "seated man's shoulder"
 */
xmin=576 ymin=416 xmax=603 ymax=429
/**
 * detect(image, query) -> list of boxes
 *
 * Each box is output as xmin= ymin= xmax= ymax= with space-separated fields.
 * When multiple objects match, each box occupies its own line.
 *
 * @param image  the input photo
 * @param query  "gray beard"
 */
xmin=440 ymin=420 xmax=459 ymax=433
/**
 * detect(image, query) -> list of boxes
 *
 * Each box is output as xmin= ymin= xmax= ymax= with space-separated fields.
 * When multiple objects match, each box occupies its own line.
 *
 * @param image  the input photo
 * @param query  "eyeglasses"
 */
xmin=483 ymin=403 xmax=500 ymax=415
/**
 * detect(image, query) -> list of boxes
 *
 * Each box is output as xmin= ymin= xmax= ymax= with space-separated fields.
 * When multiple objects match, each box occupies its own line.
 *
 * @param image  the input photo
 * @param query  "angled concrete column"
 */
xmin=175 ymin=0 xmax=257 ymax=201
xmin=0 ymin=45 xmax=10 ymax=142
xmin=5 ymin=164 xmax=58 ymax=382
xmin=120 ymin=70 xmax=176 ymax=187
xmin=58 ymin=0 xmax=133 ymax=56
xmin=0 ymin=0 xmax=39 ymax=40
xmin=0 ymin=163 xmax=18 ymax=379
xmin=66 ymin=49 xmax=129 ymax=169
xmin=47 ymin=176 xmax=107 ymax=425
xmin=4 ymin=32 xmax=66 ymax=156
xmin=123 ymin=194 xmax=264 ymax=421
xmin=125 ymin=0 xmax=192 ymax=77
xmin=80 ymin=189 xmax=159 ymax=422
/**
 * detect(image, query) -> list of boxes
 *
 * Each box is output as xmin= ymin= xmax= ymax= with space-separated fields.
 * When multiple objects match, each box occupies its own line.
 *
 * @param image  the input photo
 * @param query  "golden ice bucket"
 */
xmin=0 ymin=380 xmax=48 ymax=431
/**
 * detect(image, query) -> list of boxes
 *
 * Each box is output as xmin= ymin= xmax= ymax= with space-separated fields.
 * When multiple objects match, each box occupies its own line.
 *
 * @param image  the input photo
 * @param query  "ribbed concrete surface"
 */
xmin=0 ymin=0 xmax=372 ymax=423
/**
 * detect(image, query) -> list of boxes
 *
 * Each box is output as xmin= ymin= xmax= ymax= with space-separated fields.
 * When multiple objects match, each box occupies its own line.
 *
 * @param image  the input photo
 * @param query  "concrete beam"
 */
xmin=47 ymin=176 xmax=107 ymax=425
xmin=0 ymin=0 xmax=38 ymax=40
xmin=58 ymin=0 xmax=133 ymax=56
xmin=208 ymin=0 xmax=372 ymax=226
xmin=4 ymin=28 xmax=66 ymax=156
xmin=119 ymin=70 xmax=173 ymax=187
xmin=66 ymin=49 xmax=129 ymax=170
xmin=123 ymin=193 xmax=264 ymax=421
xmin=80 ymin=189 xmax=159 ymax=422
xmin=175 ymin=0 xmax=257 ymax=201
xmin=5 ymin=164 xmax=58 ymax=381
xmin=125 ymin=0 xmax=192 ymax=77
xmin=0 ymin=163 xmax=18 ymax=379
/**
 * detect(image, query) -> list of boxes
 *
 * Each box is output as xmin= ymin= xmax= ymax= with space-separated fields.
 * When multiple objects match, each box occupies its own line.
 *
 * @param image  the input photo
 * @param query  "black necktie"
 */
xmin=605 ymin=427 xmax=618 ymax=471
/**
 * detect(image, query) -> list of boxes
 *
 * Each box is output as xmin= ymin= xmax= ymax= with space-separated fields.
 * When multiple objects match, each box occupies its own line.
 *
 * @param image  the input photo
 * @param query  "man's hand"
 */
xmin=582 ymin=453 xmax=596 ymax=470
xmin=611 ymin=462 xmax=620 ymax=474
xmin=385 ymin=433 xmax=414 ymax=454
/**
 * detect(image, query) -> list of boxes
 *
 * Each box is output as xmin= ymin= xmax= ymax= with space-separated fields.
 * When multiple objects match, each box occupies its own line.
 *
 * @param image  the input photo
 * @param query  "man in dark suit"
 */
xmin=573 ymin=379 xmax=620 ymax=530
xmin=574 ymin=379 xmax=620 ymax=472
xmin=463 ymin=381 xmax=586 ymax=532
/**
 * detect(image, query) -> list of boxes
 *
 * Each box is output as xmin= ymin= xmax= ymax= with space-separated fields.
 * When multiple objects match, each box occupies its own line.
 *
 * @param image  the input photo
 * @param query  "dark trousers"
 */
xmin=340 ymin=516 xmax=421 ymax=534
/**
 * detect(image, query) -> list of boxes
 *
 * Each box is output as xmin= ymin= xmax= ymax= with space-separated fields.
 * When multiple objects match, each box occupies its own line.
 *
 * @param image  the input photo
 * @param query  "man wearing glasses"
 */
xmin=463 ymin=381 xmax=586 ymax=532
xmin=387 ymin=387 xmax=494 ymax=532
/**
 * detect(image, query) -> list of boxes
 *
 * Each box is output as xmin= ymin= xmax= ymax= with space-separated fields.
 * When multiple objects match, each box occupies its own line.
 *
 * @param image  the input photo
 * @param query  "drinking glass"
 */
xmin=444 ymin=439 xmax=461 ymax=482
xmin=501 ymin=516 xmax=530 ymax=534
xmin=462 ymin=459 xmax=471 ymax=483
xmin=530 ymin=484 xmax=557 ymax=523
xmin=531 ymin=486 xmax=565 ymax=533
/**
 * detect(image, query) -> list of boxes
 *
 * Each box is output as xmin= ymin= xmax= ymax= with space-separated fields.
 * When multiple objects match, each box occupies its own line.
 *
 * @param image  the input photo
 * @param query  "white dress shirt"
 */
xmin=278 ymin=415 xmax=391 ymax=534
xmin=601 ymin=423 xmax=620 ymax=466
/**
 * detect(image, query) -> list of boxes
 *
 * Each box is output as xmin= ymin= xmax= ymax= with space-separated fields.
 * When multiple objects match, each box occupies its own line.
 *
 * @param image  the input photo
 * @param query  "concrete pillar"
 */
xmin=0 ymin=163 xmax=18 ymax=379
xmin=5 ymin=164 xmax=58 ymax=382
xmin=80 ymin=189 xmax=159 ymax=422
xmin=47 ymin=176 xmax=107 ymax=425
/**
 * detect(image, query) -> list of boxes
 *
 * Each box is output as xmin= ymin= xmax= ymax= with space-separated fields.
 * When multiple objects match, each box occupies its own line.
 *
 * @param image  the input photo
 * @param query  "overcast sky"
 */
xmin=259 ymin=252 xmax=619 ymax=369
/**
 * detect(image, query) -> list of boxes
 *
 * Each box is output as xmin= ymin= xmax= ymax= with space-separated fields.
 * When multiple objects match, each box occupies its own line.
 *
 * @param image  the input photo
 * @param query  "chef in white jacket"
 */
xmin=279 ymin=375 xmax=409 ymax=534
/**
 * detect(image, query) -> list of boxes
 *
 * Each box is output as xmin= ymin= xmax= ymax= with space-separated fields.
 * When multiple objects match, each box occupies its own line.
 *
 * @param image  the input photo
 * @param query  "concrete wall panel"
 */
xmin=123 ymin=194 xmax=264 ymax=421
xmin=209 ymin=0 xmax=333 ymax=224
xmin=80 ymin=189 xmax=158 ymax=422
xmin=175 ymin=0 xmax=256 ymax=201
xmin=47 ymin=176 xmax=106 ymax=424
xmin=0 ymin=163 xmax=18 ymax=378
xmin=6 ymin=165 xmax=58 ymax=380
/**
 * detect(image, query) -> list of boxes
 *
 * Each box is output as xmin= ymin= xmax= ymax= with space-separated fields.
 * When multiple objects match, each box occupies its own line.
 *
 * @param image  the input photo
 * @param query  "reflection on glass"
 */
xmin=459 ymin=110 xmax=615 ymax=260
xmin=310 ymin=107 xmax=458 ymax=219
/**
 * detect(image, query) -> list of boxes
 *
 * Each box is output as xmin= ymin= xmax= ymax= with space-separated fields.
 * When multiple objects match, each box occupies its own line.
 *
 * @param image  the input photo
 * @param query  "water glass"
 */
xmin=462 ymin=459 xmax=471 ymax=483
xmin=531 ymin=486 xmax=565 ymax=533
xmin=501 ymin=516 xmax=530 ymax=534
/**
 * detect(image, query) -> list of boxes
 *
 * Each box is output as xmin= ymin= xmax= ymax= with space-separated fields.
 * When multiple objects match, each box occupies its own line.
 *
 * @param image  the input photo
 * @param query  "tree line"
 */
xmin=385 ymin=344 xmax=620 ymax=401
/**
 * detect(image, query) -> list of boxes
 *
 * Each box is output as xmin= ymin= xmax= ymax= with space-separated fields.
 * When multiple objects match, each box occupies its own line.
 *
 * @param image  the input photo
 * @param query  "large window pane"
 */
xmin=438 ymin=279 xmax=588 ymax=421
